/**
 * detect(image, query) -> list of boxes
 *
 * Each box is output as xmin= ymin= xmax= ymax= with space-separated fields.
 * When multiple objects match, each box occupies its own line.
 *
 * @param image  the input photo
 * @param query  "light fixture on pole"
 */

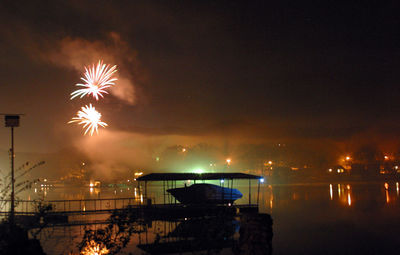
xmin=2 ymin=113 xmax=23 ymax=226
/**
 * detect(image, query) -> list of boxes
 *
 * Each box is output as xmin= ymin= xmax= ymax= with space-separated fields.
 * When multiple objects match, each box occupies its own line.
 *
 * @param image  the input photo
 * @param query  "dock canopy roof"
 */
xmin=136 ymin=172 xmax=262 ymax=181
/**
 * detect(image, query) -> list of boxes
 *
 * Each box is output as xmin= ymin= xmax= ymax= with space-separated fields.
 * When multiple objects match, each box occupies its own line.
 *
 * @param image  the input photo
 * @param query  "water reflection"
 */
xmin=53 ymin=210 xmax=273 ymax=254
xmin=137 ymin=217 xmax=238 ymax=254
xmin=256 ymin=181 xmax=400 ymax=213
xmin=269 ymin=182 xmax=400 ymax=255
xmin=77 ymin=209 xmax=146 ymax=255
xmin=18 ymin=181 xmax=400 ymax=215
xmin=386 ymin=189 xmax=390 ymax=204
xmin=21 ymin=181 xmax=400 ymax=254
xmin=268 ymin=185 xmax=273 ymax=211
xmin=81 ymin=240 xmax=109 ymax=255
xmin=347 ymin=191 xmax=352 ymax=206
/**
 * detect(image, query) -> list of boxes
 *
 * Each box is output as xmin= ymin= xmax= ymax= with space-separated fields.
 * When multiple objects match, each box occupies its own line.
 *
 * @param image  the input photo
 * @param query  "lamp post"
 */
xmin=4 ymin=115 xmax=20 ymax=226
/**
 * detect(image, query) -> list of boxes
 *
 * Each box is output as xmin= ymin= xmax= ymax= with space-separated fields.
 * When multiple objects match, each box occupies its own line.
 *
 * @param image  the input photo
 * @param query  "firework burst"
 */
xmin=81 ymin=240 xmax=109 ymax=255
xmin=71 ymin=60 xmax=117 ymax=100
xmin=69 ymin=104 xmax=108 ymax=136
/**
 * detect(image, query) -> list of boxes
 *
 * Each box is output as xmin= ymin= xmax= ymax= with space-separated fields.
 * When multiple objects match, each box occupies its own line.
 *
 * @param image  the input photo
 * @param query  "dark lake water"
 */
xmin=268 ymin=182 xmax=400 ymax=255
xmin=18 ymin=181 xmax=400 ymax=254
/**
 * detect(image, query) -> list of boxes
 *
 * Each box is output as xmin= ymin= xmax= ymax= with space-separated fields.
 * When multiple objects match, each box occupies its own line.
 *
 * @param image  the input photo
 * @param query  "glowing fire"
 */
xmin=81 ymin=240 xmax=109 ymax=255
xmin=71 ymin=60 xmax=117 ymax=100
xmin=69 ymin=104 xmax=108 ymax=136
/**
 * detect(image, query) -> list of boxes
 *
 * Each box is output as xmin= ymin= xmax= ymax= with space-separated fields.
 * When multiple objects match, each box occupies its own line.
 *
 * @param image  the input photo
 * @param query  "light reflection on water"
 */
xmin=256 ymin=181 xmax=400 ymax=213
xmin=18 ymin=181 xmax=400 ymax=213
xmin=267 ymin=182 xmax=400 ymax=255
xmin=15 ymin=181 xmax=400 ymax=254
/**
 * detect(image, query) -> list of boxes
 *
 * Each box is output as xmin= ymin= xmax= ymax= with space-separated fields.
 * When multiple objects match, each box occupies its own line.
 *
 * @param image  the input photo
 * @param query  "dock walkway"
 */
xmin=0 ymin=197 xmax=258 ymax=227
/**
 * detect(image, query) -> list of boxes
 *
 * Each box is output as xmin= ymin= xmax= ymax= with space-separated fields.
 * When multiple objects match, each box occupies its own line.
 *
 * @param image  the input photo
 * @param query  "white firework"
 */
xmin=70 ymin=60 xmax=117 ymax=100
xmin=69 ymin=104 xmax=108 ymax=136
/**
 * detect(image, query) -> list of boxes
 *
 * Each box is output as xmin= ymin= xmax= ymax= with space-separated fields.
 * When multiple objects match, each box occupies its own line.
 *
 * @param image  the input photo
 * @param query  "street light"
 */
xmin=2 ymin=114 xmax=23 ymax=226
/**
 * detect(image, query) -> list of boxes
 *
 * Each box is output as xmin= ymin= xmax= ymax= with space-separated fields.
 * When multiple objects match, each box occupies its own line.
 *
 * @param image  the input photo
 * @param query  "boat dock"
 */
xmin=0 ymin=172 xmax=263 ymax=227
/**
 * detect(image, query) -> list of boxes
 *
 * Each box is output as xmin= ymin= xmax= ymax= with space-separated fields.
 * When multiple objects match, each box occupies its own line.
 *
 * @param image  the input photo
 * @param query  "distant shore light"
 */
xmin=193 ymin=169 xmax=204 ymax=174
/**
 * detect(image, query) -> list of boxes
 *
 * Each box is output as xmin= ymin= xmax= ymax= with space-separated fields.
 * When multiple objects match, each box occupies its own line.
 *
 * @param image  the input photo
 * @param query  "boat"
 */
xmin=167 ymin=183 xmax=243 ymax=205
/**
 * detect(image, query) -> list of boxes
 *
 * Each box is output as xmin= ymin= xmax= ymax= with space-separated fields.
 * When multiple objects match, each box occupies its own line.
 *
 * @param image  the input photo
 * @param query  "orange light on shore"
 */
xmin=384 ymin=183 xmax=389 ymax=190
xmin=226 ymin=158 xmax=231 ymax=165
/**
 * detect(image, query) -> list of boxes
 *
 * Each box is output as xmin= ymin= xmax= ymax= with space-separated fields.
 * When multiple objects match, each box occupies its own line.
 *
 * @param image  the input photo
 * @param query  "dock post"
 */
xmin=230 ymin=179 xmax=233 ymax=202
xmin=249 ymin=179 xmax=251 ymax=205
xmin=257 ymin=179 xmax=260 ymax=205
xmin=167 ymin=181 xmax=170 ymax=204
xmin=174 ymin=180 xmax=176 ymax=204
xmin=163 ymin=180 xmax=165 ymax=205
xmin=145 ymin=181 xmax=147 ymax=200
xmin=138 ymin=181 xmax=141 ymax=205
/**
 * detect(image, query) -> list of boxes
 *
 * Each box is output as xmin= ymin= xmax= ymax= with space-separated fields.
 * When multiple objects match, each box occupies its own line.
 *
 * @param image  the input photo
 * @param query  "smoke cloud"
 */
xmin=44 ymin=32 xmax=137 ymax=105
xmin=72 ymin=129 xmax=219 ymax=180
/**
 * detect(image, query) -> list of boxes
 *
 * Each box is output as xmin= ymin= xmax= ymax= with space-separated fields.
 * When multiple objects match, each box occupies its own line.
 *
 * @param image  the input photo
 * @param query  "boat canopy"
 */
xmin=136 ymin=172 xmax=262 ymax=182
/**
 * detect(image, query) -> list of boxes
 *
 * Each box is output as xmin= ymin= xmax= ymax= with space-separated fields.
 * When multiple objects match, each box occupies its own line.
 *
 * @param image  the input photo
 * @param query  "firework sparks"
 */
xmin=71 ymin=60 xmax=117 ymax=100
xmin=69 ymin=104 xmax=108 ymax=136
xmin=81 ymin=240 xmax=109 ymax=255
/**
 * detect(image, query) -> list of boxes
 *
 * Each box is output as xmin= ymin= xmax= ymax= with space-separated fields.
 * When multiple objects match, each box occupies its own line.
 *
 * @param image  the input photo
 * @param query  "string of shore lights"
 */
xmin=68 ymin=60 xmax=117 ymax=136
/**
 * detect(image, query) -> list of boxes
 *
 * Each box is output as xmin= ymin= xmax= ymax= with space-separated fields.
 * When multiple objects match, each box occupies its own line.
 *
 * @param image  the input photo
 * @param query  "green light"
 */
xmin=193 ymin=169 xmax=204 ymax=174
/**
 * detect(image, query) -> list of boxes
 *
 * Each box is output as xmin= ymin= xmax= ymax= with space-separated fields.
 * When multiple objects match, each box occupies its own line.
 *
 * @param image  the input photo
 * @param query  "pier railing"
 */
xmin=0 ymin=197 xmax=258 ymax=217
xmin=0 ymin=197 xmax=143 ymax=215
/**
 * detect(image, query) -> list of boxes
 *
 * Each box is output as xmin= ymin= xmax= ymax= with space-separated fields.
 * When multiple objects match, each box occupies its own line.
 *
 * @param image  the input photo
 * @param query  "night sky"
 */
xmin=0 ymin=1 xmax=399 ymax=176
